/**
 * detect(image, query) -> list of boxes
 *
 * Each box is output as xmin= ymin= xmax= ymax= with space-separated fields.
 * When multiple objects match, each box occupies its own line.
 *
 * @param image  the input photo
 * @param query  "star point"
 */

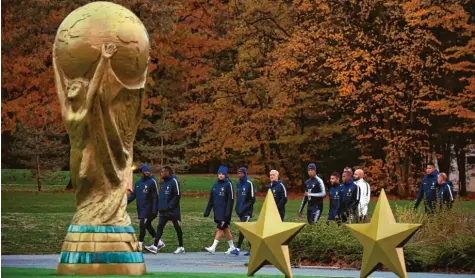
xmin=235 ymin=189 xmax=305 ymax=278
xmin=346 ymin=190 xmax=421 ymax=278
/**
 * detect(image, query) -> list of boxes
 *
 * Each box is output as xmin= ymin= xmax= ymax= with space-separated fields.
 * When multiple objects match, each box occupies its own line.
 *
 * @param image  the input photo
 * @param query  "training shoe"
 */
xmin=138 ymin=242 xmax=143 ymax=251
xmin=173 ymin=247 xmax=185 ymax=254
xmin=230 ymin=248 xmax=240 ymax=256
xmin=224 ymin=247 xmax=235 ymax=255
xmin=205 ymin=246 xmax=215 ymax=254
xmin=145 ymin=245 xmax=158 ymax=254
xmin=244 ymin=250 xmax=251 ymax=256
xmin=156 ymin=241 xmax=166 ymax=251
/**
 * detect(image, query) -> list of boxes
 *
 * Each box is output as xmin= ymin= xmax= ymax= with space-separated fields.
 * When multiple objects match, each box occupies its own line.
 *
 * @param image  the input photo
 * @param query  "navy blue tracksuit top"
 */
xmin=157 ymin=174 xmax=181 ymax=220
xmin=235 ymin=178 xmax=256 ymax=218
xmin=340 ymin=179 xmax=360 ymax=215
xmin=299 ymin=176 xmax=326 ymax=214
xmin=328 ymin=184 xmax=342 ymax=220
xmin=204 ymin=178 xmax=234 ymax=223
xmin=268 ymin=180 xmax=287 ymax=219
xmin=414 ymin=170 xmax=439 ymax=210
xmin=438 ymin=182 xmax=454 ymax=206
xmin=128 ymin=175 xmax=159 ymax=219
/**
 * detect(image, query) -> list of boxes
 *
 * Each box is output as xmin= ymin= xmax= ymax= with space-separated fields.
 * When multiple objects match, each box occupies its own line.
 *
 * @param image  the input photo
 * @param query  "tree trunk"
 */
xmin=160 ymin=135 xmax=164 ymax=168
xmin=36 ymin=154 xmax=42 ymax=192
xmin=398 ymin=154 xmax=410 ymax=198
xmin=255 ymin=130 xmax=270 ymax=174
xmin=438 ymin=140 xmax=451 ymax=174
xmin=259 ymin=143 xmax=270 ymax=174
xmin=456 ymin=146 xmax=467 ymax=197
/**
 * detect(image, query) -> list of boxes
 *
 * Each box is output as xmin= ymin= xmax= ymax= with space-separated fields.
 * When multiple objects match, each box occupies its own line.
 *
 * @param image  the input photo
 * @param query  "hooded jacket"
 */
xmin=414 ymin=170 xmax=439 ymax=209
xmin=204 ymin=166 xmax=234 ymax=222
xmin=127 ymin=175 xmax=159 ymax=218
xmin=157 ymin=174 xmax=181 ymax=220
xmin=235 ymin=168 xmax=256 ymax=218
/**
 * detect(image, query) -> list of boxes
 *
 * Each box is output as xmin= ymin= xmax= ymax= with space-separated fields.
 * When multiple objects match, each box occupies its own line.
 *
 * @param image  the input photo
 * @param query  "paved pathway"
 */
xmin=2 ymin=253 xmax=475 ymax=278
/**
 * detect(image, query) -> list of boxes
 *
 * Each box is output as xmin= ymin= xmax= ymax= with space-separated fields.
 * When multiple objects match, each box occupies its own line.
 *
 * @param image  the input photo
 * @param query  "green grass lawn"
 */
xmin=2 ymin=184 xmax=475 ymax=255
xmin=1 ymin=169 xmax=249 ymax=193
xmin=1 ymin=268 xmax=324 ymax=278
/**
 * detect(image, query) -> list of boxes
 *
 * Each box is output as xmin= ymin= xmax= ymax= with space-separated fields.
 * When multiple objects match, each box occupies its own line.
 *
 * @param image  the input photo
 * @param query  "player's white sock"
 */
xmin=227 ymin=240 xmax=235 ymax=249
xmin=211 ymin=239 xmax=219 ymax=249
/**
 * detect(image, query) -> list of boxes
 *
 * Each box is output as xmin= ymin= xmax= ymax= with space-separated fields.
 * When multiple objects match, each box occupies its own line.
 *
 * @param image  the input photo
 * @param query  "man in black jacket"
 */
xmin=145 ymin=166 xmax=184 ymax=254
xmin=127 ymin=165 xmax=159 ymax=251
xmin=231 ymin=167 xmax=255 ymax=256
xmin=204 ymin=166 xmax=235 ymax=254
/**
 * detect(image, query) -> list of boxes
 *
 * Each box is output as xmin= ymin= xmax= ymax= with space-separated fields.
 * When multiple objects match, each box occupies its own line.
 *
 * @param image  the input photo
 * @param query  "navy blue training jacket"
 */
xmin=414 ymin=170 xmax=439 ymax=209
xmin=204 ymin=178 xmax=234 ymax=222
xmin=438 ymin=182 xmax=454 ymax=204
xmin=328 ymin=184 xmax=342 ymax=219
xmin=299 ymin=176 xmax=326 ymax=213
xmin=268 ymin=180 xmax=288 ymax=218
xmin=235 ymin=178 xmax=256 ymax=218
xmin=127 ymin=175 xmax=159 ymax=219
xmin=340 ymin=178 xmax=360 ymax=215
xmin=157 ymin=174 xmax=181 ymax=220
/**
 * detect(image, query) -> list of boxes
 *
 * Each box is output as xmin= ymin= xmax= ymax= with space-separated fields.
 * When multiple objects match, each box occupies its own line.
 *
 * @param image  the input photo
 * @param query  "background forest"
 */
xmin=2 ymin=0 xmax=474 ymax=196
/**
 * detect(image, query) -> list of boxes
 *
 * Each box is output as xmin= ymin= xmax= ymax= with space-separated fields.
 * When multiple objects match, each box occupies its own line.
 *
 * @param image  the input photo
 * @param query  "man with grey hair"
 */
xmin=353 ymin=169 xmax=370 ymax=221
xmin=268 ymin=170 xmax=287 ymax=221
xmin=437 ymin=172 xmax=454 ymax=211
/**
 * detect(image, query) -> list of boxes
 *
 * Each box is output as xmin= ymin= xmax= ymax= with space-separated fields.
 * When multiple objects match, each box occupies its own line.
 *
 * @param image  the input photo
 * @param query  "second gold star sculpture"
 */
xmin=346 ymin=190 xmax=422 ymax=278
xmin=235 ymin=189 xmax=305 ymax=278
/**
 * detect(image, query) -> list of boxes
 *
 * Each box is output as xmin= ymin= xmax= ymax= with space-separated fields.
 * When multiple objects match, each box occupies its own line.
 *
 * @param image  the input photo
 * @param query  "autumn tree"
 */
xmin=10 ymin=116 xmax=68 ymax=192
xmin=135 ymin=108 xmax=188 ymax=172
xmin=274 ymin=0 xmax=461 ymax=196
xmin=2 ymin=0 xmax=472 ymax=196
xmin=403 ymin=0 xmax=474 ymax=196
xmin=2 ymin=0 xmax=228 ymax=170
xmin=178 ymin=1 xmax=310 ymax=186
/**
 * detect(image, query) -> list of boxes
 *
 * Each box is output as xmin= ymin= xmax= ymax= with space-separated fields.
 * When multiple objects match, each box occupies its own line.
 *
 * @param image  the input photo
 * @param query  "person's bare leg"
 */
xmin=215 ymin=229 xmax=223 ymax=240
xmin=224 ymin=228 xmax=235 ymax=252
xmin=206 ymin=229 xmax=222 ymax=253
xmin=224 ymin=228 xmax=233 ymax=240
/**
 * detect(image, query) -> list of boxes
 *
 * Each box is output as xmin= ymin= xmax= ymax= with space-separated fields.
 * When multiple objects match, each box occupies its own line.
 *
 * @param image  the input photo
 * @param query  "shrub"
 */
xmin=254 ymin=176 xmax=270 ymax=192
xmin=290 ymin=204 xmax=475 ymax=272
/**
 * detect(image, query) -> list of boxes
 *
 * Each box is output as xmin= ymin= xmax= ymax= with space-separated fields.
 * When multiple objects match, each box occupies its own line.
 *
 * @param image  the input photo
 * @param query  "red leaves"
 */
xmin=2 ymin=0 xmax=473 ymax=193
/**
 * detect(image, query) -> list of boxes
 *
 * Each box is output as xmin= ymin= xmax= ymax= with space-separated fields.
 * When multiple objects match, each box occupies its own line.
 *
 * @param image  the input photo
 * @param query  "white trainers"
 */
xmin=224 ymin=247 xmax=235 ymax=255
xmin=138 ymin=242 xmax=143 ymax=251
xmin=145 ymin=245 xmax=158 ymax=254
xmin=205 ymin=246 xmax=215 ymax=254
xmin=173 ymin=247 xmax=185 ymax=254
xmin=157 ymin=241 xmax=166 ymax=251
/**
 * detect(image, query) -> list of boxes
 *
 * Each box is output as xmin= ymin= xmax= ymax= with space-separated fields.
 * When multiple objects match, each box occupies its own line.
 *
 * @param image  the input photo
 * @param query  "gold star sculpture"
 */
xmin=235 ymin=189 xmax=305 ymax=278
xmin=346 ymin=190 xmax=422 ymax=278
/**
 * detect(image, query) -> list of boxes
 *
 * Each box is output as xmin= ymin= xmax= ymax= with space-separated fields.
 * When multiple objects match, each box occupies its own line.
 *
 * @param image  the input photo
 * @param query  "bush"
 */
xmin=253 ymin=176 xmax=270 ymax=192
xmin=290 ymin=221 xmax=362 ymax=267
xmin=290 ymin=204 xmax=475 ymax=272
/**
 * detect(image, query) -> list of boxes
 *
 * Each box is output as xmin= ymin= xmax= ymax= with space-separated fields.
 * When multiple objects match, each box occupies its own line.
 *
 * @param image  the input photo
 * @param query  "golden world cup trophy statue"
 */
xmin=53 ymin=2 xmax=149 ymax=275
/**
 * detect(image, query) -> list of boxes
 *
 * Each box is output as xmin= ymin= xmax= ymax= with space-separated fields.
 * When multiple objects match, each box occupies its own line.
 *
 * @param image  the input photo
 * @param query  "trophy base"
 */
xmin=56 ymin=225 xmax=146 ymax=276
xmin=57 ymin=263 xmax=146 ymax=275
